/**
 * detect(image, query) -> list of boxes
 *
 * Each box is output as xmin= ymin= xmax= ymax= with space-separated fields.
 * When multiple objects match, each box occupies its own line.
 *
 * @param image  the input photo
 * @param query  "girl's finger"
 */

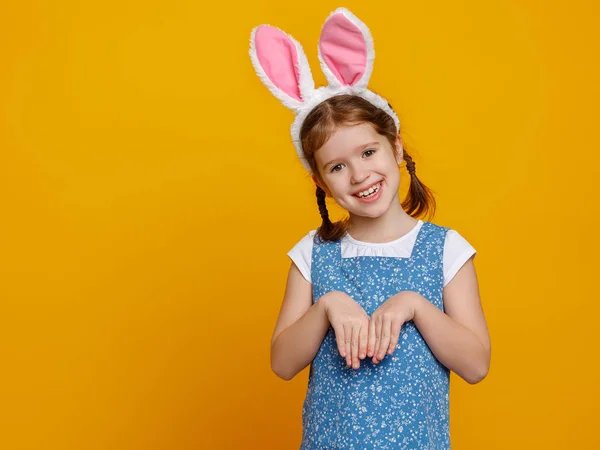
xmin=377 ymin=314 xmax=392 ymax=361
xmin=351 ymin=324 xmax=360 ymax=369
xmin=343 ymin=322 xmax=352 ymax=367
xmin=367 ymin=316 xmax=376 ymax=357
xmin=333 ymin=324 xmax=346 ymax=359
xmin=387 ymin=318 xmax=403 ymax=355
xmin=373 ymin=316 xmax=382 ymax=363
xmin=359 ymin=321 xmax=368 ymax=360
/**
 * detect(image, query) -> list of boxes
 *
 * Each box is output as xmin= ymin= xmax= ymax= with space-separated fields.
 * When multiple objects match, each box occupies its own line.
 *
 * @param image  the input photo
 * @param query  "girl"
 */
xmin=250 ymin=7 xmax=490 ymax=449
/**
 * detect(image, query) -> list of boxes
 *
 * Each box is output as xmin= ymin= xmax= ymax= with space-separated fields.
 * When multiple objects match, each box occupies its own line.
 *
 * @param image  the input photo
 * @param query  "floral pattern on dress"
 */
xmin=300 ymin=222 xmax=451 ymax=450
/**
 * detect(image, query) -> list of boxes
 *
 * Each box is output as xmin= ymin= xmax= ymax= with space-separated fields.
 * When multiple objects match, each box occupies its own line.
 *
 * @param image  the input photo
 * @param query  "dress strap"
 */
xmin=409 ymin=221 xmax=450 ymax=267
xmin=408 ymin=221 xmax=433 ymax=261
xmin=311 ymin=230 xmax=345 ymax=294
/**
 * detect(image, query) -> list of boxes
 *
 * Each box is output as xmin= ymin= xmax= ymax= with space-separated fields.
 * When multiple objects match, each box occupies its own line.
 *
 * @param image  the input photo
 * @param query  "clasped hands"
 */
xmin=321 ymin=290 xmax=422 ymax=370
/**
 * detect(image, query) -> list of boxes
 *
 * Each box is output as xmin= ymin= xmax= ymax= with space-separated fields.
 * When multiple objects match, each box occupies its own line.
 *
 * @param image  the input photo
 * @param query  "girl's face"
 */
xmin=312 ymin=122 xmax=403 ymax=219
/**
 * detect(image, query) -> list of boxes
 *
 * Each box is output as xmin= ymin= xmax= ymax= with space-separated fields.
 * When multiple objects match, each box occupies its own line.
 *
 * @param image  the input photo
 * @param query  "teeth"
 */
xmin=357 ymin=182 xmax=381 ymax=198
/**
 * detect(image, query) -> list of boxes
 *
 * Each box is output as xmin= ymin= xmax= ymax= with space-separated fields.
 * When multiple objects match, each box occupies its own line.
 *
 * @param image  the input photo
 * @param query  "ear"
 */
xmin=249 ymin=25 xmax=315 ymax=111
xmin=394 ymin=136 xmax=404 ymax=166
xmin=318 ymin=7 xmax=374 ymax=89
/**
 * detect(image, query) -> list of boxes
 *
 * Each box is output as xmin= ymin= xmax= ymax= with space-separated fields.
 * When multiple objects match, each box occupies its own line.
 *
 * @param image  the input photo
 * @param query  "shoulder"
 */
xmin=441 ymin=226 xmax=476 ymax=255
xmin=433 ymin=223 xmax=477 ymax=287
xmin=286 ymin=229 xmax=317 ymax=284
xmin=291 ymin=229 xmax=317 ymax=250
xmin=446 ymin=229 xmax=473 ymax=247
xmin=426 ymin=221 xmax=474 ymax=249
xmin=423 ymin=221 xmax=450 ymax=235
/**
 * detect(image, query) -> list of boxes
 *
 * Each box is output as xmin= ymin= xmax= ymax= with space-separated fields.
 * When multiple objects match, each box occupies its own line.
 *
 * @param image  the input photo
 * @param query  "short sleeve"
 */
xmin=287 ymin=230 xmax=316 ymax=284
xmin=443 ymin=230 xmax=476 ymax=287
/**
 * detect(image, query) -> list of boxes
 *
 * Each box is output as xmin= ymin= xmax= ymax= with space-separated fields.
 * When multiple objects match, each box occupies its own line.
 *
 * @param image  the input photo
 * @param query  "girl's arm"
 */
xmin=270 ymin=262 xmax=330 ymax=381
xmin=412 ymin=256 xmax=491 ymax=384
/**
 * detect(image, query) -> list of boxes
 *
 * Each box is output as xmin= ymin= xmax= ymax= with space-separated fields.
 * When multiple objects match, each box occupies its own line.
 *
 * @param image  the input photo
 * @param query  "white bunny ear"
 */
xmin=249 ymin=25 xmax=315 ymax=111
xmin=318 ymin=7 xmax=374 ymax=89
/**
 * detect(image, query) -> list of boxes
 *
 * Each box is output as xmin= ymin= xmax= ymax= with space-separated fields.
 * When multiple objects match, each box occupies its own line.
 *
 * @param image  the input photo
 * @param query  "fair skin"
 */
xmin=270 ymin=122 xmax=490 ymax=384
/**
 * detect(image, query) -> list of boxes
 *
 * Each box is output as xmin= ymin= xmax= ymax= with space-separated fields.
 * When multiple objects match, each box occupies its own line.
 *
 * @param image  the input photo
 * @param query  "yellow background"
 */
xmin=1 ymin=0 xmax=599 ymax=448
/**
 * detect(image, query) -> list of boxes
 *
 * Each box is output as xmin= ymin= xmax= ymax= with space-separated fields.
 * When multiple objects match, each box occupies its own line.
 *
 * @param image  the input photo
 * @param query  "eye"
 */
xmin=329 ymin=149 xmax=376 ymax=173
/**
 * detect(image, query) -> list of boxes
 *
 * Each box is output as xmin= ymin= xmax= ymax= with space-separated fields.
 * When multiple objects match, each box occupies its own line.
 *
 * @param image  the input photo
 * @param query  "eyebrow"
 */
xmin=322 ymin=141 xmax=380 ymax=171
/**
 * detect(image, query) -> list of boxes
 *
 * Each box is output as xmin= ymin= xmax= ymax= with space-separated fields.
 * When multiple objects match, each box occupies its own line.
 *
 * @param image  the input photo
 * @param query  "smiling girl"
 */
xmin=250 ymin=7 xmax=490 ymax=449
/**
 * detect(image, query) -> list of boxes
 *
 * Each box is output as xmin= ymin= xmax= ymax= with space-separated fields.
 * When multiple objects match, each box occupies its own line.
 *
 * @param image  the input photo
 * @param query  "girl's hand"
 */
xmin=368 ymin=291 xmax=421 ymax=364
xmin=321 ymin=291 xmax=370 ymax=370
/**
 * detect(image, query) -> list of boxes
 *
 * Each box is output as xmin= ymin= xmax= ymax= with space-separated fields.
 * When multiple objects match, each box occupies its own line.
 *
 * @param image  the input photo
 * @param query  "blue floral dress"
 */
xmin=300 ymin=221 xmax=451 ymax=449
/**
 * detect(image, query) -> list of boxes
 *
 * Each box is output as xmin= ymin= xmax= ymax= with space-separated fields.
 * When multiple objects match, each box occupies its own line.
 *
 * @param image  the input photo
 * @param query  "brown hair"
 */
xmin=300 ymin=94 xmax=436 ymax=242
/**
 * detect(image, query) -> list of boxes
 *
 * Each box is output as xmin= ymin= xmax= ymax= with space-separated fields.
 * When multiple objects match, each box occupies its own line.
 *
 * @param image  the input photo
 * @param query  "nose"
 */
xmin=350 ymin=164 xmax=370 ymax=185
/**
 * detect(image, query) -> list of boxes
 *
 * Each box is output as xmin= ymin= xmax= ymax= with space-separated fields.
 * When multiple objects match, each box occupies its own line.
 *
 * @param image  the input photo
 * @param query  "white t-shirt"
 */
xmin=287 ymin=220 xmax=476 ymax=288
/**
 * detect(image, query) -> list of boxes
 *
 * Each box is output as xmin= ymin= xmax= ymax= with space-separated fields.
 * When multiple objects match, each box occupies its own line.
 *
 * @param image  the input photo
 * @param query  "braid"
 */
xmin=315 ymin=185 xmax=346 ymax=242
xmin=401 ymin=151 xmax=436 ymax=219
xmin=404 ymin=153 xmax=416 ymax=175
xmin=316 ymin=186 xmax=332 ymax=224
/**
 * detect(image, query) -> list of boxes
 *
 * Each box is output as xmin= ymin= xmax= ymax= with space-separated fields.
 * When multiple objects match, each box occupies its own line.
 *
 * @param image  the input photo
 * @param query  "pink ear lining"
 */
xmin=255 ymin=26 xmax=302 ymax=101
xmin=320 ymin=13 xmax=367 ymax=86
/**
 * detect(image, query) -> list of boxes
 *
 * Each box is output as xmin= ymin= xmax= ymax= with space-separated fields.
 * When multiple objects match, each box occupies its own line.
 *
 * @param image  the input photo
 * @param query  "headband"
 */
xmin=249 ymin=7 xmax=400 ymax=173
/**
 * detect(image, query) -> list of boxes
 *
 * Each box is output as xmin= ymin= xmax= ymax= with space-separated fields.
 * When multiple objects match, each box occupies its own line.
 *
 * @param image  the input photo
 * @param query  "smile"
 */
xmin=354 ymin=182 xmax=383 ymax=202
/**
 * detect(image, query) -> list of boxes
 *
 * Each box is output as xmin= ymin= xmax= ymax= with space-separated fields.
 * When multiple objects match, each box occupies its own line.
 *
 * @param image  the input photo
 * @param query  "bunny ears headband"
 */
xmin=249 ymin=7 xmax=400 ymax=173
